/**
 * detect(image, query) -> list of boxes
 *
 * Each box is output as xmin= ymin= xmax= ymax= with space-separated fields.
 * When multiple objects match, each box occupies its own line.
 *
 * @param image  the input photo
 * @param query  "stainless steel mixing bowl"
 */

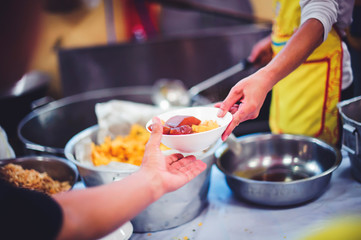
xmin=215 ymin=133 xmax=341 ymax=207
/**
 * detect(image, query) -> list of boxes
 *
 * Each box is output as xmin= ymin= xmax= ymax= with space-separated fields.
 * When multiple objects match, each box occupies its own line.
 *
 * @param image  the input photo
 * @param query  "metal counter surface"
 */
xmin=130 ymin=150 xmax=361 ymax=240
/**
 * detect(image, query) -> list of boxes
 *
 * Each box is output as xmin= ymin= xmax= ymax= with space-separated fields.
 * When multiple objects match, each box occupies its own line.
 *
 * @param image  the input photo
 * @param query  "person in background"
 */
xmin=216 ymin=0 xmax=354 ymax=147
xmin=0 ymin=1 xmax=206 ymax=239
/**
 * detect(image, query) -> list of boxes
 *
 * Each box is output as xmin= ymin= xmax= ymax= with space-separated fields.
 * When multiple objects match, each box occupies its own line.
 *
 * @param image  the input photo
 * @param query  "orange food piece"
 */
xmin=192 ymin=120 xmax=219 ymax=133
xmin=91 ymin=124 xmax=170 ymax=166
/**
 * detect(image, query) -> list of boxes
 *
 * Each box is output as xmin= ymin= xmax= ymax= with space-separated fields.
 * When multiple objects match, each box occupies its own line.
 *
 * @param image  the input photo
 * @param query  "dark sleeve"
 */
xmin=0 ymin=180 xmax=63 ymax=240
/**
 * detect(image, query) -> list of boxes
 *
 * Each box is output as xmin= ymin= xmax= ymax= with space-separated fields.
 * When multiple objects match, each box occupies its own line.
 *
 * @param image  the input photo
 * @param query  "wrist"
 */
xmin=256 ymin=66 xmax=279 ymax=92
xmin=133 ymin=169 xmax=165 ymax=202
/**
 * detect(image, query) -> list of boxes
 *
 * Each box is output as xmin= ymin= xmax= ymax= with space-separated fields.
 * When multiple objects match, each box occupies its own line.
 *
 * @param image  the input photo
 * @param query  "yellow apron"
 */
xmin=269 ymin=0 xmax=343 ymax=146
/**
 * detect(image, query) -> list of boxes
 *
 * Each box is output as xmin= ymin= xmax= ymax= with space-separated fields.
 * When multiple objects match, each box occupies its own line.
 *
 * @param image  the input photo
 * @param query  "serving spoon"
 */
xmin=152 ymin=59 xmax=252 ymax=110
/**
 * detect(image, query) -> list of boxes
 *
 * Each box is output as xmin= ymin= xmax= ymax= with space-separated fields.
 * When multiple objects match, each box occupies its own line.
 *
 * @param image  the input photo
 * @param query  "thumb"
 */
xmin=145 ymin=117 xmax=163 ymax=151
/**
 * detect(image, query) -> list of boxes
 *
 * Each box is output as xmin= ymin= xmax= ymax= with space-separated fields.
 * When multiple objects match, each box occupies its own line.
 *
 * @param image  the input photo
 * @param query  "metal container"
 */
xmin=0 ymin=155 xmax=79 ymax=190
xmin=215 ymin=134 xmax=341 ymax=207
xmin=64 ymin=124 xmax=221 ymax=232
xmin=17 ymin=86 xmax=209 ymax=156
xmin=338 ymin=95 xmax=361 ymax=182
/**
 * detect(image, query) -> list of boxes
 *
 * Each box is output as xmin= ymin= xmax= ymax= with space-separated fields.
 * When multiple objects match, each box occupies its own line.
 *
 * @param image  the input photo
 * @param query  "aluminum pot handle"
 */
xmin=342 ymin=123 xmax=359 ymax=156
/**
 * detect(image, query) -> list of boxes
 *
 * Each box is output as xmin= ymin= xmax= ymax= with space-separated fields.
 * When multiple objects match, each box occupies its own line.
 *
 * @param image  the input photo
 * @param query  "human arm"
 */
xmin=53 ymin=117 xmax=207 ymax=240
xmin=216 ymin=18 xmax=324 ymax=140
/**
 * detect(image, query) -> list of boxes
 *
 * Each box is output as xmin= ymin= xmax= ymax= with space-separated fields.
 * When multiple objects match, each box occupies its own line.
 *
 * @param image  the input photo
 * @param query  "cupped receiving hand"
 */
xmin=140 ymin=117 xmax=207 ymax=198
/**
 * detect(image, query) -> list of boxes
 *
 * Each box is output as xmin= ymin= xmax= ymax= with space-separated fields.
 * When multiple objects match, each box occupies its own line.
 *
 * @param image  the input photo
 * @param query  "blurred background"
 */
xmin=1 ymin=0 xmax=275 ymax=155
xmin=1 ymin=0 xmax=360 ymax=156
xmin=29 ymin=0 xmax=273 ymax=99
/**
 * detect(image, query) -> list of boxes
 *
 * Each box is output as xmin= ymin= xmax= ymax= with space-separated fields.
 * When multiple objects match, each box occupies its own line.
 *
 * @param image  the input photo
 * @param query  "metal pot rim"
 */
xmin=337 ymin=95 xmax=361 ymax=127
xmin=215 ymin=133 xmax=342 ymax=185
xmin=17 ymin=86 xmax=157 ymax=155
xmin=0 ymin=155 xmax=79 ymax=188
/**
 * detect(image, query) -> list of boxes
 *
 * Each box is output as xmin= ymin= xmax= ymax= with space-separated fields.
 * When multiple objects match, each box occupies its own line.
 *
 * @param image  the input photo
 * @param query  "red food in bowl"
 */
xmin=148 ymin=115 xmax=201 ymax=135
xmin=169 ymin=125 xmax=193 ymax=135
xmin=165 ymin=115 xmax=201 ymax=128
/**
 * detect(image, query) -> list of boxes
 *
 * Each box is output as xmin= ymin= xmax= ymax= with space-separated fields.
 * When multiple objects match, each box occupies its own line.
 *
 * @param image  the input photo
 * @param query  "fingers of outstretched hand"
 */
xmin=178 ymin=160 xmax=207 ymax=181
xmin=166 ymin=153 xmax=185 ymax=165
xmin=182 ymin=161 xmax=207 ymax=181
xmin=170 ymin=155 xmax=207 ymax=180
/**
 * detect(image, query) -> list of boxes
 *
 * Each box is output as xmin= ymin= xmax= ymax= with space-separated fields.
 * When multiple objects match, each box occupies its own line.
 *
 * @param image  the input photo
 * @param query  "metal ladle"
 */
xmin=152 ymin=59 xmax=252 ymax=110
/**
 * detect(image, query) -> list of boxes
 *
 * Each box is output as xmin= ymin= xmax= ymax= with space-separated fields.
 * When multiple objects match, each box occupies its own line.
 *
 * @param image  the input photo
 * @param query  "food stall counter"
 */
xmin=128 ymin=150 xmax=361 ymax=240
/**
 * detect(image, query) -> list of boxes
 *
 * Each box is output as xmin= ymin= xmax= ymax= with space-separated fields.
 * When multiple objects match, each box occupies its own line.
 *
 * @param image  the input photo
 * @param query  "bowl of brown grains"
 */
xmin=0 ymin=155 xmax=79 ymax=195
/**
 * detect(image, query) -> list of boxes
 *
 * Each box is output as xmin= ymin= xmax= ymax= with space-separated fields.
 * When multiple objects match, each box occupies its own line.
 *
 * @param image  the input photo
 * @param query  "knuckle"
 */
xmin=230 ymin=86 xmax=243 ymax=96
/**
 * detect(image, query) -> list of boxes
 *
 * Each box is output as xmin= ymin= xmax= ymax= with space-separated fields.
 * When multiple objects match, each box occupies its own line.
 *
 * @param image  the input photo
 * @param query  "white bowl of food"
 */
xmin=146 ymin=106 xmax=232 ymax=153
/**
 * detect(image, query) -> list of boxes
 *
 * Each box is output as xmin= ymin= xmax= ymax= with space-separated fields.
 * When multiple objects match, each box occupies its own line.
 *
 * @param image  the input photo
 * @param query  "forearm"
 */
xmin=54 ymin=170 xmax=163 ymax=240
xmin=216 ymin=18 xmax=325 ymax=138
xmin=257 ymin=18 xmax=324 ymax=90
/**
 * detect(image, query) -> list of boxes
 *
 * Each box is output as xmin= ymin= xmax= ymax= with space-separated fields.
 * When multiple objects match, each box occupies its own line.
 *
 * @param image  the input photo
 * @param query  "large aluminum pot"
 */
xmin=17 ymin=86 xmax=209 ymax=156
xmin=64 ymin=124 xmax=221 ymax=232
xmin=338 ymin=95 xmax=361 ymax=182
